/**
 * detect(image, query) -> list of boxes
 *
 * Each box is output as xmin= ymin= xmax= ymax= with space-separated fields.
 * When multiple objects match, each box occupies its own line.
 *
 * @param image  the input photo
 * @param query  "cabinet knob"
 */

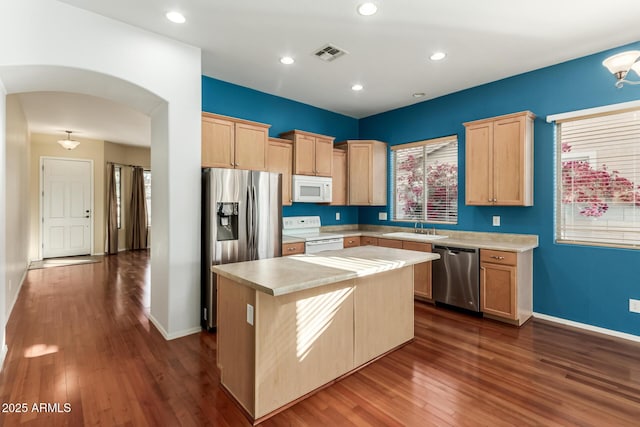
xmin=235 ymin=163 xmax=239 ymax=166
xmin=230 ymin=162 xmax=234 ymax=166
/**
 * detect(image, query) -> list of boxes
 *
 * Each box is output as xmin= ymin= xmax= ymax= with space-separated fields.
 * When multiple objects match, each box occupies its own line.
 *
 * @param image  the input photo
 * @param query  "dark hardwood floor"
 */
xmin=1 ymin=251 xmax=639 ymax=426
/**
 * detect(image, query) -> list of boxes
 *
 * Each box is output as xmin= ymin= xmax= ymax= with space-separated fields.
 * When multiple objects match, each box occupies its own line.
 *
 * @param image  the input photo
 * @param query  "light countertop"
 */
xmin=325 ymin=229 xmax=538 ymax=252
xmin=213 ymin=246 xmax=439 ymax=296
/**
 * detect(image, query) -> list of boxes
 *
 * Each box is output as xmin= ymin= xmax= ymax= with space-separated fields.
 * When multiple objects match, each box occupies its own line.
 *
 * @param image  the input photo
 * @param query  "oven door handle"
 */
xmin=306 ymin=238 xmax=343 ymax=246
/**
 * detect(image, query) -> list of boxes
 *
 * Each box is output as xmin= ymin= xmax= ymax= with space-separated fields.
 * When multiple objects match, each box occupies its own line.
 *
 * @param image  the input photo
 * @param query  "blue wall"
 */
xmin=202 ymin=76 xmax=360 ymax=225
xmin=359 ymin=41 xmax=640 ymax=336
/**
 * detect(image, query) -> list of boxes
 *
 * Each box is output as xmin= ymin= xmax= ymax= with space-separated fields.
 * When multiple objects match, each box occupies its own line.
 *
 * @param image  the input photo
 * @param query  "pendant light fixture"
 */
xmin=57 ymin=130 xmax=80 ymax=150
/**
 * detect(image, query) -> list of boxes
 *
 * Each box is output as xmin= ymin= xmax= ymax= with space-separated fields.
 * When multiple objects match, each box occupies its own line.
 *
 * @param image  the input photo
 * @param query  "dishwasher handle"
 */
xmin=434 ymin=245 xmax=478 ymax=255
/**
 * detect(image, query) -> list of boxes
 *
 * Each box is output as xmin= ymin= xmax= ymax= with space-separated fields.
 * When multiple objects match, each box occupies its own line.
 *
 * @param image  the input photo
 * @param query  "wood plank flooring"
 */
xmin=1 ymin=251 xmax=639 ymax=426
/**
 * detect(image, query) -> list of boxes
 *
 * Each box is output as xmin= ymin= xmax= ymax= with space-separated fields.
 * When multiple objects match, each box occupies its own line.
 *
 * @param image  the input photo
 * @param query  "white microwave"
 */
xmin=292 ymin=175 xmax=332 ymax=203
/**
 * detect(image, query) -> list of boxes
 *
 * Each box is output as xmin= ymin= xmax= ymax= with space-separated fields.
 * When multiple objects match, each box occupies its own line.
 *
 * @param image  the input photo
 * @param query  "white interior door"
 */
xmin=42 ymin=158 xmax=93 ymax=258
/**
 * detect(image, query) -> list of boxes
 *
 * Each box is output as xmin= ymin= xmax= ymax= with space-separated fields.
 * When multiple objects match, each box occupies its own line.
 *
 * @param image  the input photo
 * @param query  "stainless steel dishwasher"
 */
xmin=432 ymin=245 xmax=480 ymax=312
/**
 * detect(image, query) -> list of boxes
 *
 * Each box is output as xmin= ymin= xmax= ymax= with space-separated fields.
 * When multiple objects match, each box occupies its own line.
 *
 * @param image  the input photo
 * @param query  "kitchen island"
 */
xmin=212 ymin=246 xmax=439 ymax=423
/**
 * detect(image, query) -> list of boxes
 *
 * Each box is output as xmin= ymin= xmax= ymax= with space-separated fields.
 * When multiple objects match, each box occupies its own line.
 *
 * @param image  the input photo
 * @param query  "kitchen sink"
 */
xmin=382 ymin=232 xmax=449 ymax=241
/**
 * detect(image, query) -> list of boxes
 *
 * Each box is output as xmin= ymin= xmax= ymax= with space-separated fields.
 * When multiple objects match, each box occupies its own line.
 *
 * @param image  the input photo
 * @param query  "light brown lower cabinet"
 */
xmin=402 ymin=241 xmax=432 ymax=300
xmin=361 ymin=236 xmax=378 ymax=246
xmin=282 ymin=242 xmax=304 ymax=256
xmin=480 ymin=249 xmax=532 ymax=326
xmin=344 ymin=236 xmax=361 ymax=248
xmin=377 ymin=238 xmax=403 ymax=249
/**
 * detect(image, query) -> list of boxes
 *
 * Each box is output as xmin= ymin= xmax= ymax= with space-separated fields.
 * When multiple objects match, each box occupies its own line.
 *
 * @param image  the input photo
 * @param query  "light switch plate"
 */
xmin=247 ymin=304 xmax=254 ymax=325
xmin=492 ymin=216 xmax=501 ymax=226
xmin=630 ymin=299 xmax=640 ymax=314
xmin=378 ymin=212 xmax=388 ymax=221
xmin=336 ymin=212 xmax=340 ymax=221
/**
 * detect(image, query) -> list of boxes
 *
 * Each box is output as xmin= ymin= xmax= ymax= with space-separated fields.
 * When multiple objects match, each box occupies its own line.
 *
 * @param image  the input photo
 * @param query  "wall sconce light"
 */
xmin=57 ymin=130 xmax=80 ymax=150
xmin=602 ymin=50 xmax=640 ymax=88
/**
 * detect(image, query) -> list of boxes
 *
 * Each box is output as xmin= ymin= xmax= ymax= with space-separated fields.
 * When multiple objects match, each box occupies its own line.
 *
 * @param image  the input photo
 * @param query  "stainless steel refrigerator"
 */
xmin=201 ymin=168 xmax=282 ymax=330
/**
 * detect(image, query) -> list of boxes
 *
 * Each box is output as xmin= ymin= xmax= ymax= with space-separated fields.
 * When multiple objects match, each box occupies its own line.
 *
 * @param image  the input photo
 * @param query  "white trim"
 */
xmin=7 ymin=269 xmax=28 ymax=320
xmin=147 ymin=313 xmax=201 ymax=340
xmin=0 ymin=345 xmax=7 ymax=372
xmin=546 ymin=99 xmax=640 ymax=123
xmin=40 ymin=157 xmax=95 ymax=259
xmin=533 ymin=312 xmax=640 ymax=343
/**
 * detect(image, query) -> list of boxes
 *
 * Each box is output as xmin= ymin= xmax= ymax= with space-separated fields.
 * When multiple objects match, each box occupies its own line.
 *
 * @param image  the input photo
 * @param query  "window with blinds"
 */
xmin=391 ymin=136 xmax=458 ymax=223
xmin=557 ymin=109 xmax=640 ymax=248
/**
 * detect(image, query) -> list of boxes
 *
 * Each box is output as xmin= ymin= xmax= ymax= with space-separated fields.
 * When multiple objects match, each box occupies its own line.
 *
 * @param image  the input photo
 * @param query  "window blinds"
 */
xmin=391 ymin=136 xmax=458 ymax=224
xmin=557 ymin=109 xmax=640 ymax=248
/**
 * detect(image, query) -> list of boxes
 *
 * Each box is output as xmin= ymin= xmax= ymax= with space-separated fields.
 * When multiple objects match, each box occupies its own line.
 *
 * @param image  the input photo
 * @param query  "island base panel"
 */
xmin=217 ymin=276 xmax=255 ymax=415
xmin=354 ymin=266 xmax=414 ymax=366
xmin=255 ymin=280 xmax=355 ymax=418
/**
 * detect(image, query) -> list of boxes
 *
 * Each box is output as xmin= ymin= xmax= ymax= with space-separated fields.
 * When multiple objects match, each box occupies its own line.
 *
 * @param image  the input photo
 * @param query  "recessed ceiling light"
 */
xmin=412 ymin=92 xmax=425 ymax=98
xmin=357 ymin=3 xmax=378 ymax=16
xmin=430 ymin=52 xmax=446 ymax=61
xmin=166 ymin=11 xmax=186 ymax=24
xmin=351 ymin=84 xmax=364 ymax=91
xmin=280 ymin=56 xmax=295 ymax=65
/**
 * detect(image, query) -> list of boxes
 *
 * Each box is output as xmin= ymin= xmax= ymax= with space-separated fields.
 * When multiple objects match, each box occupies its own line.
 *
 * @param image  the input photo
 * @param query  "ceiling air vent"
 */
xmin=313 ymin=44 xmax=348 ymax=62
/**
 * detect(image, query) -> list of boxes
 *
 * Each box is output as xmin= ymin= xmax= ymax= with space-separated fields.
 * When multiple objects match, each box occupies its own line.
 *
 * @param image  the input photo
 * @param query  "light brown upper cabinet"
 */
xmin=464 ymin=111 xmax=534 ymax=206
xmin=279 ymin=130 xmax=335 ymax=177
xmin=202 ymin=112 xmax=270 ymax=171
xmin=331 ymin=148 xmax=347 ymax=205
xmin=335 ymin=140 xmax=387 ymax=206
xmin=267 ymin=138 xmax=293 ymax=206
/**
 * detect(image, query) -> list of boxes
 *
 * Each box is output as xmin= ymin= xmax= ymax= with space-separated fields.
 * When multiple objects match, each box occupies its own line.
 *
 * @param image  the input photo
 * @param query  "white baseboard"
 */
xmin=7 ymin=269 xmax=28 ymax=321
xmin=533 ymin=312 xmax=640 ymax=343
xmin=147 ymin=313 xmax=201 ymax=341
xmin=0 ymin=344 xmax=7 ymax=372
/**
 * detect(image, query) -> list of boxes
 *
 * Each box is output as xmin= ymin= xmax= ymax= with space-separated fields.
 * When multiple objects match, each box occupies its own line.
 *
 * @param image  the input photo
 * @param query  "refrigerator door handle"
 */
xmin=246 ymin=186 xmax=254 ymax=256
xmin=251 ymin=185 xmax=258 ymax=260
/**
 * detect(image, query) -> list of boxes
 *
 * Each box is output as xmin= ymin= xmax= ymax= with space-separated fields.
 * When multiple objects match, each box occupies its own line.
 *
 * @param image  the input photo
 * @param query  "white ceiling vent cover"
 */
xmin=313 ymin=44 xmax=348 ymax=62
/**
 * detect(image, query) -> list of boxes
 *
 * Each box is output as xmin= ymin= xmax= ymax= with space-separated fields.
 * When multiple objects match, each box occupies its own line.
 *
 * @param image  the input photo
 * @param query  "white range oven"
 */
xmin=283 ymin=216 xmax=344 ymax=254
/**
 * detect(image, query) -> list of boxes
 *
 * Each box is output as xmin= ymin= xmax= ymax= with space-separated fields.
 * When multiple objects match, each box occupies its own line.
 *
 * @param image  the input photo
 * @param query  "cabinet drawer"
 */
xmin=361 ymin=236 xmax=378 ymax=246
xmin=282 ymin=242 xmax=304 ymax=256
xmin=480 ymin=249 xmax=516 ymax=266
xmin=344 ymin=236 xmax=361 ymax=248
xmin=401 ymin=241 xmax=432 ymax=252
xmin=377 ymin=238 xmax=403 ymax=249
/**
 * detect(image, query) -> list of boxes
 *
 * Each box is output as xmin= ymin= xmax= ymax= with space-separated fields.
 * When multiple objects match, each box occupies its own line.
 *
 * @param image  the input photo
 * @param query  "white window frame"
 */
xmin=552 ymin=105 xmax=640 ymax=249
xmin=390 ymin=135 xmax=458 ymax=224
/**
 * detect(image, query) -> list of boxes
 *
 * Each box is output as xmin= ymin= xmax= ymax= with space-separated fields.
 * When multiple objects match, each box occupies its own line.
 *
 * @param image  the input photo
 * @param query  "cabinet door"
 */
xmin=402 ymin=241 xmax=432 ymax=299
xmin=235 ymin=122 xmax=268 ymax=171
xmin=348 ymin=143 xmax=372 ymax=205
xmin=315 ymin=137 xmax=334 ymax=177
xmin=202 ymin=116 xmax=235 ymax=168
xmin=493 ymin=116 xmax=525 ymax=205
xmin=481 ymin=262 xmax=517 ymax=319
xmin=267 ymin=140 xmax=293 ymax=205
xmin=465 ymin=123 xmax=493 ymax=205
xmin=293 ymin=134 xmax=316 ymax=175
xmin=331 ymin=149 xmax=347 ymax=205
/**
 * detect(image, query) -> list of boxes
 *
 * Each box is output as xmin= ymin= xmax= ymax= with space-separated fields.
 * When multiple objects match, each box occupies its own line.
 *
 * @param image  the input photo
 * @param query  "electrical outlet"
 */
xmin=630 ymin=299 xmax=640 ymax=314
xmin=378 ymin=212 xmax=388 ymax=221
xmin=492 ymin=216 xmax=501 ymax=226
xmin=8 ymin=279 xmax=11 ymax=292
xmin=247 ymin=304 xmax=254 ymax=325
xmin=335 ymin=212 xmax=340 ymax=221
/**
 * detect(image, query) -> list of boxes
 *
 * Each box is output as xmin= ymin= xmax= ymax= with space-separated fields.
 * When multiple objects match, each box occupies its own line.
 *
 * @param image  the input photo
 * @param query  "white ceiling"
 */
xmin=18 ymin=92 xmax=150 ymax=147
xmin=9 ymin=1 xmax=640 ymax=147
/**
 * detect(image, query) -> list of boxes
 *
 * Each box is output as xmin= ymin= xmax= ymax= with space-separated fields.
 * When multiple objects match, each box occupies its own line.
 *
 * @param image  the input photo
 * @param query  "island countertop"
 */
xmin=212 ymin=246 xmax=439 ymax=296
